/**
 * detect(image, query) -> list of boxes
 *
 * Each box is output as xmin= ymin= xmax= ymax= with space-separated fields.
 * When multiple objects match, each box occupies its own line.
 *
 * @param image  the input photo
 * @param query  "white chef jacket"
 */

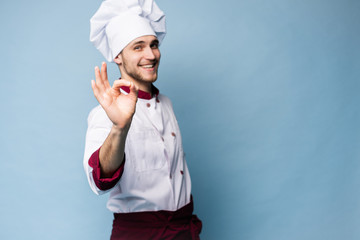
xmin=83 ymin=88 xmax=192 ymax=213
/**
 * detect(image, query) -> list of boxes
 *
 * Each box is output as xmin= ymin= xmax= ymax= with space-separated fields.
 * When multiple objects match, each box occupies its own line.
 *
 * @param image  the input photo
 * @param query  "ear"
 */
xmin=114 ymin=53 xmax=123 ymax=65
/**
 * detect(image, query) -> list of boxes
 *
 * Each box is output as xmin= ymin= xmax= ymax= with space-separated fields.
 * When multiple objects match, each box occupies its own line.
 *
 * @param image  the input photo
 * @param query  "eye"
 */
xmin=134 ymin=45 xmax=142 ymax=50
xmin=151 ymin=42 xmax=159 ymax=49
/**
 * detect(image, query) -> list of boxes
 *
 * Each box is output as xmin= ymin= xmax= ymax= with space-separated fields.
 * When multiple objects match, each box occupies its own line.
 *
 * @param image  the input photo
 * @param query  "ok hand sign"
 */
xmin=91 ymin=62 xmax=138 ymax=130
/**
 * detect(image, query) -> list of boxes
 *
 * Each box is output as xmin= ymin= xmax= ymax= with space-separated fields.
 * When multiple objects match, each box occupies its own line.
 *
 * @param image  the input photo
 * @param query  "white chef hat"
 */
xmin=90 ymin=0 xmax=166 ymax=62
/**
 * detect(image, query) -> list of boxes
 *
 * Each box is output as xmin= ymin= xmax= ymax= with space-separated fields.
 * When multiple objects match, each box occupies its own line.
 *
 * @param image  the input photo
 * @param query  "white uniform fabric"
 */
xmin=83 ymin=93 xmax=192 ymax=213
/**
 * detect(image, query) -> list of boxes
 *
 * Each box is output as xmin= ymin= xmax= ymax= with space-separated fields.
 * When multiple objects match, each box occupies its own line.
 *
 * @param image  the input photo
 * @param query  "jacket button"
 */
xmin=146 ymin=103 xmax=151 ymax=108
xmin=171 ymin=132 xmax=176 ymax=137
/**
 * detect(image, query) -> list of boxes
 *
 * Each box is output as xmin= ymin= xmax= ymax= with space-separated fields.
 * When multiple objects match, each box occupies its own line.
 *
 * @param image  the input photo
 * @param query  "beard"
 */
xmin=122 ymin=59 xmax=159 ymax=84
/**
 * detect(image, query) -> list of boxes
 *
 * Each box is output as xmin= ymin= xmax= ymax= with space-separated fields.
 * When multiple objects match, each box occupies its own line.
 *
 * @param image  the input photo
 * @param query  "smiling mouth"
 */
xmin=139 ymin=61 xmax=157 ymax=69
xmin=142 ymin=64 xmax=155 ymax=69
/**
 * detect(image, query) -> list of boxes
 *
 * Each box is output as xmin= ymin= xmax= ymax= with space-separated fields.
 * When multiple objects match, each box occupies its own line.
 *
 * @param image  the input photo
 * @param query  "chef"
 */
xmin=83 ymin=0 xmax=202 ymax=239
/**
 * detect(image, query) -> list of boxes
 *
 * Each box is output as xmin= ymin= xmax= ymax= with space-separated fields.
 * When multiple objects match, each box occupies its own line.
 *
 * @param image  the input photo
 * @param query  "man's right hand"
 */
xmin=91 ymin=62 xmax=138 ymax=130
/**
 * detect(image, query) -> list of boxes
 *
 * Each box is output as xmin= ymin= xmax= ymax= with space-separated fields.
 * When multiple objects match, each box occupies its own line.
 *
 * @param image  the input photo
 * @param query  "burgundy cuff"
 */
xmin=88 ymin=147 xmax=125 ymax=191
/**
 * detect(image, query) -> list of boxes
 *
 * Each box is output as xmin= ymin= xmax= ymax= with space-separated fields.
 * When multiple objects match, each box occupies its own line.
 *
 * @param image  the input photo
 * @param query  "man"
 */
xmin=83 ymin=0 xmax=202 ymax=239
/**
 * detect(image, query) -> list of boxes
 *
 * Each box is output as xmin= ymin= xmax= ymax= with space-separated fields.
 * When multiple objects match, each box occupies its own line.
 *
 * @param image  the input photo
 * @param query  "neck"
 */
xmin=134 ymin=81 xmax=152 ymax=93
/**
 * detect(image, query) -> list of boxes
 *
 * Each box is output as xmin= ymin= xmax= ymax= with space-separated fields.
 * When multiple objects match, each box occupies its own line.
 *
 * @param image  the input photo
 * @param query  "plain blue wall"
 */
xmin=1 ymin=0 xmax=359 ymax=239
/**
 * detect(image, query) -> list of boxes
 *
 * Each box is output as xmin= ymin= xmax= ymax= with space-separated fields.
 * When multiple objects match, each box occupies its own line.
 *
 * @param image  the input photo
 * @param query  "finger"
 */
xmin=94 ymin=66 xmax=106 ymax=92
xmin=112 ymin=79 xmax=132 ymax=91
xmin=100 ymin=62 xmax=111 ymax=88
xmin=128 ymin=82 xmax=139 ymax=97
xmin=91 ymin=79 xmax=95 ymax=89
xmin=95 ymin=65 xmax=111 ymax=93
xmin=111 ymin=80 xmax=133 ymax=98
xmin=91 ymin=79 xmax=100 ymax=100
xmin=122 ymin=82 xmax=139 ymax=101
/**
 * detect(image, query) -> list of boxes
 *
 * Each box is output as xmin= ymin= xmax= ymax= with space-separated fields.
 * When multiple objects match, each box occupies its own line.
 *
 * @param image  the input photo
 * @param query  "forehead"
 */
xmin=127 ymin=35 xmax=158 ymax=47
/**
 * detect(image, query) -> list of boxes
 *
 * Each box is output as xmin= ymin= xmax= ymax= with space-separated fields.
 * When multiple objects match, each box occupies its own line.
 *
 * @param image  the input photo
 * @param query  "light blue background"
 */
xmin=1 ymin=0 xmax=359 ymax=239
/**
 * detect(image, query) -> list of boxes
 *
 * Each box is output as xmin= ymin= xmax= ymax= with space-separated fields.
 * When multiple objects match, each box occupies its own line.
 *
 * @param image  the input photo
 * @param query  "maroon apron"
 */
xmin=111 ymin=200 xmax=202 ymax=240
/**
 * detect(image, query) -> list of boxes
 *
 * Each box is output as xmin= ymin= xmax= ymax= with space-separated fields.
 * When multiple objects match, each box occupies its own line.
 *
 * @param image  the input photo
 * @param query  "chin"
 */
xmin=143 ymin=74 xmax=158 ymax=83
xmin=128 ymin=70 xmax=158 ymax=84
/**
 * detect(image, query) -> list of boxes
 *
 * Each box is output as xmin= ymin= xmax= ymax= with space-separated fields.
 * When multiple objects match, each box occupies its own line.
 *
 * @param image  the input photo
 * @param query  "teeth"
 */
xmin=143 ymin=64 xmax=154 ymax=68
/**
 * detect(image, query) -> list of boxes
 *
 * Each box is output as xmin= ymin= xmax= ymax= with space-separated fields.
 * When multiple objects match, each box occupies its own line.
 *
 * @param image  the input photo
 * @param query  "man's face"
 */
xmin=116 ymin=35 xmax=161 ymax=89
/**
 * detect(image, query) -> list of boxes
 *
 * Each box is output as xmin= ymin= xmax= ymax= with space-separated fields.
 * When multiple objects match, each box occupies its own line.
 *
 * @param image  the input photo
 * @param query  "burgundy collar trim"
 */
xmin=120 ymin=84 xmax=159 ymax=100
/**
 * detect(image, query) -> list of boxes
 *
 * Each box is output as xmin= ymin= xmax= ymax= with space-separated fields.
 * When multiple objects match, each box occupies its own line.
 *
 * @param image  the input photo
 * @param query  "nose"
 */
xmin=144 ymin=47 xmax=156 ymax=60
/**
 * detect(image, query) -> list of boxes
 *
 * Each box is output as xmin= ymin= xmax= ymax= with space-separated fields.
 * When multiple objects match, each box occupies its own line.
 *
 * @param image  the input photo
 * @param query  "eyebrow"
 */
xmin=132 ymin=41 xmax=145 ymax=45
xmin=131 ymin=39 xmax=159 ymax=46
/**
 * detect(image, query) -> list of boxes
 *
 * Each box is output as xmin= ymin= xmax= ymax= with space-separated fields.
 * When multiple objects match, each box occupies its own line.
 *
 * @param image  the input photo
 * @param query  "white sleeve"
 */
xmin=83 ymin=105 xmax=113 ymax=195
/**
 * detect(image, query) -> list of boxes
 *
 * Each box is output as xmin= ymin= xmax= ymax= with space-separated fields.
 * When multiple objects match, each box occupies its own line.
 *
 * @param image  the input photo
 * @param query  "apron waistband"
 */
xmin=112 ymin=200 xmax=202 ymax=240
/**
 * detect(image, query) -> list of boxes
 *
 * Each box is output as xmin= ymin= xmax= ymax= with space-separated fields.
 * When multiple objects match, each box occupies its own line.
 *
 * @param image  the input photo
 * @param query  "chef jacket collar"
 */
xmin=120 ymin=84 xmax=159 ymax=100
